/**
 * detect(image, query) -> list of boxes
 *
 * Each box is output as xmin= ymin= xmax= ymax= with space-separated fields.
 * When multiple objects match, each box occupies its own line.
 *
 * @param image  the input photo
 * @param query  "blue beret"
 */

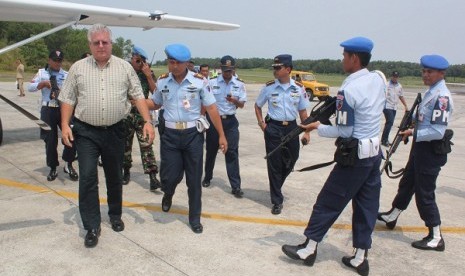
xmin=272 ymin=54 xmax=292 ymax=67
xmin=164 ymin=43 xmax=191 ymax=62
xmin=132 ymin=46 xmax=148 ymax=60
xmin=420 ymin=55 xmax=449 ymax=70
xmin=340 ymin=37 xmax=374 ymax=53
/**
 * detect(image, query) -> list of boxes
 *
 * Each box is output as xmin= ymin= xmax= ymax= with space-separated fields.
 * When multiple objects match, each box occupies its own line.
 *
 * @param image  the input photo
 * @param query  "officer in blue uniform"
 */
xmin=254 ymin=54 xmax=310 ymax=215
xmin=28 ymin=50 xmax=78 ymax=182
xmin=147 ymin=44 xmax=227 ymax=234
xmin=378 ymin=55 xmax=453 ymax=252
xmin=202 ymin=55 xmax=247 ymax=198
xmin=281 ymin=37 xmax=385 ymax=275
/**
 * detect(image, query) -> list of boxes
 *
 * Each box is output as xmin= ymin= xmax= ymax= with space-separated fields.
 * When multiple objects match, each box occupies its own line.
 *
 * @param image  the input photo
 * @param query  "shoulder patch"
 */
xmin=194 ymin=73 xmax=205 ymax=79
xmin=266 ymin=80 xmax=275 ymax=86
xmin=295 ymin=81 xmax=303 ymax=87
xmin=158 ymin=73 xmax=169 ymax=79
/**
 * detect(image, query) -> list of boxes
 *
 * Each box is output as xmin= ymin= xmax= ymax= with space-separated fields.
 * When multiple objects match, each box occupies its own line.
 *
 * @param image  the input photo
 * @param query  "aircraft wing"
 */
xmin=0 ymin=0 xmax=239 ymax=31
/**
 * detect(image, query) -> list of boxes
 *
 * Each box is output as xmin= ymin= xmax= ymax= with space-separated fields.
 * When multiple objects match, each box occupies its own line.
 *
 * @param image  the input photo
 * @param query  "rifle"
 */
xmin=264 ymin=96 xmax=336 ymax=159
xmin=49 ymin=75 xmax=60 ymax=100
xmin=381 ymin=92 xmax=422 ymax=178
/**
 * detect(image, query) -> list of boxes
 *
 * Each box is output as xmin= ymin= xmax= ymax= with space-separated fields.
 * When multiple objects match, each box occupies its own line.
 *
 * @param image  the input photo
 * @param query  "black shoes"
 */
xmin=122 ymin=167 xmax=130 ymax=185
xmin=162 ymin=194 xmax=173 ymax=212
xmin=47 ymin=168 xmax=58 ymax=181
xmin=84 ymin=227 xmax=101 ymax=248
xmin=377 ymin=208 xmax=398 ymax=230
xmin=149 ymin=172 xmax=161 ymax=192
xmin=231 ymin=188 xmax=244 ymax=198
xmin=202 ymin=179 xmax=211 ymax=187
xmin=110 ymin=218 xmax=125 ymax=232
xmin=282 ymin=239 xmax=317 ymax=266
xmin=411 ymin=231 xmax=445 ymax=251
xmin=64 ymin=163 xmax=79 ymax=181
xmin=271 ymin=204 xmax=283 ymax=215
xmin=342 ymin=254 xmax=369 ymax=276
xmin=190 ymin=223 xmax=203 ymax=234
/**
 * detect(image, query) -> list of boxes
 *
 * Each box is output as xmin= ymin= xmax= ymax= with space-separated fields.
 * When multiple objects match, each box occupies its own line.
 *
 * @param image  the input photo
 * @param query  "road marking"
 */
xmin=2 ymin=178 xmax=465 ymax=234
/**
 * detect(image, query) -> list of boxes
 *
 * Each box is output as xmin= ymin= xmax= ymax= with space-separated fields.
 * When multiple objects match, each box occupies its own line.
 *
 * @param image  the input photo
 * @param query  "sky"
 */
xmin=72 ymin=0 xmax=465 ymax=65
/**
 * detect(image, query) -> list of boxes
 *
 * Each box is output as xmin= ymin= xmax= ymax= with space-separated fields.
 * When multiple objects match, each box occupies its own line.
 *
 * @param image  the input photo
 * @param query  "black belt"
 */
xmin=74 ymin=118 xmax=122 ymax=130
xmin=220 ymin=114 xmax=236 ymax=119
xmin=268 ymin=118 xmax=296 ymax=126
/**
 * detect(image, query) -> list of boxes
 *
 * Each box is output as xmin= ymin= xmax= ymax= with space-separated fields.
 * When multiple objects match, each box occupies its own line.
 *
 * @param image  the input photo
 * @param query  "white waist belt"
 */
xmin=42 ymin=100 xmax=59 ymax=107
xmin=165 ymin=121 xmax=197 ymax=130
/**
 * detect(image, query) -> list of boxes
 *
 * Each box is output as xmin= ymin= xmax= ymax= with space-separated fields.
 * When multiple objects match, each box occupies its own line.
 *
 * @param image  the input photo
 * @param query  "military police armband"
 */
xmin=431 ymin=96 xmax=451 ymax=125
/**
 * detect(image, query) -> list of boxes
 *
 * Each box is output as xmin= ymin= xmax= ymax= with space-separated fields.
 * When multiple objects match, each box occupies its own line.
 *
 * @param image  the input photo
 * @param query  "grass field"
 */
xmin=2 ymin=67 xmax=463 ymax=88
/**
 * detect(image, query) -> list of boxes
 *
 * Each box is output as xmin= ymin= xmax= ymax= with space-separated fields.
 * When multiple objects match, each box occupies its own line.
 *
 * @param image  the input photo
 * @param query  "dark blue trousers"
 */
xmin=40 ymin=106 xmax=76 ymax=168
xmin=264 ymin=121 xmax=299 ymax=205
xmin=73 ymin=119 xmax=125 ymax=230
xmin=160 ymin=127 xmax=204 ymax=225
xmin=381 ymin=109 xmax=396 ymax=144
xmin=304 ymin=153 xmax=382 ymax=249
xmin=204 ymin=115 xmax=241 ymax=189
xmin=391 ymin=141 xmax=447 ymax=227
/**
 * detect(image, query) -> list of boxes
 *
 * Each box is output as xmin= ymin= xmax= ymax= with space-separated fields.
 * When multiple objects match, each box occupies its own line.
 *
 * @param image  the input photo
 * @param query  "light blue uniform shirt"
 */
xmin=318 ymin=69 xmax=385 ymax=139
xmin=208 ymin=75 xmax=247 ymax=115
xmin=28 ymin=68 xmax=68 ymax=103
xmin=255 ymin=79 xmax=309 ymax=121
xmin=415 ymin=79 xmax=453 ymax=142
xmin=152 ymin=71 xmax=215 ymax=122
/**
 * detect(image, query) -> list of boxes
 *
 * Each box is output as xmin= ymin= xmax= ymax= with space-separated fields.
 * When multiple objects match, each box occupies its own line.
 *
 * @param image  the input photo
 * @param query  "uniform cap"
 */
xmin=164 ymin=43 xmax=191 ymax=62
xmin=420 ymin=55 xmax=449 ymax=70
xmin=132 ymin=45 xmax=148 ymax=60
xmin=340 ymin=37 xmax=373 ymax=53
xmin=392 ymin=71 xmax=399 ymax=77
xmin=49 ymin=50 xmax=64 ymax=60
xmin=272 ymin=54 xmax=292 ymax=67
xmin=220 ymin=55 xmax=236 ymax=71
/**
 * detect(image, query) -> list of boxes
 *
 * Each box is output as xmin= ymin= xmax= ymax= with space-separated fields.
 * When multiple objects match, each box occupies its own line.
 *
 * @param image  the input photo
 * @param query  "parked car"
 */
xmin=290 ymin=70 xmax=330 ymax=101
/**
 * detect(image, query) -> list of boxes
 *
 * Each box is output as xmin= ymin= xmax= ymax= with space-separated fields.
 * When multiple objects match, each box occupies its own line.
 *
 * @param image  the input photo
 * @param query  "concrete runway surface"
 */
xmin=1 ymin=81 xmax=465 ymax=275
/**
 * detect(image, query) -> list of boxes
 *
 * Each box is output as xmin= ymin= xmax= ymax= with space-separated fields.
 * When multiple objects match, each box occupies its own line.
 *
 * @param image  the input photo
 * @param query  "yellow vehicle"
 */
xmin=290 ymin=71 xmax=330 ymax=101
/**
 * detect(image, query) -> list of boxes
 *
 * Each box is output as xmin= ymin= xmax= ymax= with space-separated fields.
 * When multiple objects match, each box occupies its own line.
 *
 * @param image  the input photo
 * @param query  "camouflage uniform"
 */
xmin=123 ymin=71 xmax=158 ymax=174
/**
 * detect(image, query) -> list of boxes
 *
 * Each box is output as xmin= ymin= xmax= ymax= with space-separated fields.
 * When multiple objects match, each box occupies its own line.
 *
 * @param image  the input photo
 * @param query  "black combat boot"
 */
xmin=149 ymin=172 xmax=161 ymax=192
xmin=122 ymin=167 xmax=130 ymax=185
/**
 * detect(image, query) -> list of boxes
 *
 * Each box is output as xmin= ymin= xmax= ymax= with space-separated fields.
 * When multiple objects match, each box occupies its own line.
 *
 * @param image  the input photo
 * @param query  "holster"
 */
xmin=334 ymin=137 xmax=359 ymax=167
xmin=432 ymin=129 xmax=453 ymax=155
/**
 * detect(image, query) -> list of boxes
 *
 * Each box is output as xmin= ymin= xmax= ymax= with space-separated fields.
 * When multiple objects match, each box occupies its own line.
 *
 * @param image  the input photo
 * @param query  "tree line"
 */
xmin=1 ymin=22 xmax=465 ymax=79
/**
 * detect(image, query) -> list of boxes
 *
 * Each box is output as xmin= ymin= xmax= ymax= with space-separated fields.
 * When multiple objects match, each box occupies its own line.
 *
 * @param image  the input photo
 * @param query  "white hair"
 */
xmin=87 ymin=23 xmax=112 ymax=42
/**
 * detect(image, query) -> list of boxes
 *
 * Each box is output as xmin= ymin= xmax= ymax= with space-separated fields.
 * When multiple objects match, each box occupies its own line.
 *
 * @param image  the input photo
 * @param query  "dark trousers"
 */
xmin=204 ymin=115 xmax=241 ymax=189
xmin=40 ymin=106 xmax=76 ymax=168
xmin=304 ymin=153 xmax=382 ymax=249
xmin=73 ymin=119 xmax=125 ymax=230
xmin=264 ymin=121 xmax=299 ymax=205
xmin=381 ymin=109 xmax=396 ymax=143
xmin=160 ymin=127 xmax=204 ymax=225
xmin=392 ymin=142 xmax=447 ymax=227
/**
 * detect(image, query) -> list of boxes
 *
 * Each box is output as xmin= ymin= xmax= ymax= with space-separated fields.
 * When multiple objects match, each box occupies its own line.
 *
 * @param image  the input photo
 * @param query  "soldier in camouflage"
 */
xmin=123 ymin=46 xmax=160 ymax=191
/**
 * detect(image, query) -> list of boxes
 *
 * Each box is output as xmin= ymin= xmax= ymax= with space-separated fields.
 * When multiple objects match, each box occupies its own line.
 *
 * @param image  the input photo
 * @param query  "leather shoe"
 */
xmin=190 ymin=223 xmax=203 ymax=234
xmin=47 ymin=168 xmax=58 ymax=181
xmin=202 ymin=179 xmax=211 ymax=187
xmin=64 ymin=163 xmax=79 ymax=181
xmin=342 ymin=254 xmax=369 ymax=276
xmin=110 ymin=218 xmax=125 ymax=232
xmin=84 ymin=227 xmax=101 ymax=248
xmin=282 ymin=240 xmax=317 ymax=266
xmin=162 ymin=194 xmax=173 ymax=212
xmin=411 ymin=235 xmax=445 ymax=251
xmin=271 ymin=204 xmax=283 ymax=215
xmin=149 ymin=172 xmax=161 ymax=192
xmin=377 ymin=208 xmax=398 ymax=230
xmin=122 ymin=167 xmax=130 ymax=185
xmin=231 ymin=188 xmax=244 ymax=198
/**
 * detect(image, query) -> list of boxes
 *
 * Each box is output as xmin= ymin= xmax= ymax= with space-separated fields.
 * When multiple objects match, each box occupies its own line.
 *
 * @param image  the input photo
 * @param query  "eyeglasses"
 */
xmin=273 ymin=66 xmax=283 ymax=71
xmin=91 ymin=40 xmax=111 ymax=47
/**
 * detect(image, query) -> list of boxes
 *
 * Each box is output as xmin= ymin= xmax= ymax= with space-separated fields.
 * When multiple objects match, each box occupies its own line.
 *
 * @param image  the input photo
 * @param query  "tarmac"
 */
xmin=1 ymin=81 xmax=465 ymax=276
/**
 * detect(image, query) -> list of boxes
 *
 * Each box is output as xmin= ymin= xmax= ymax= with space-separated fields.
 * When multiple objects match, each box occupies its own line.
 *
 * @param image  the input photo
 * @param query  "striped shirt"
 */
xmin=59 ymin=55 xmax=144 ymax=126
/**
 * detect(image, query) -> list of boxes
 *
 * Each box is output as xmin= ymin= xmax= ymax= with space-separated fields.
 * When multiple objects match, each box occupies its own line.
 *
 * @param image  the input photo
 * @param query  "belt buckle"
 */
xmin=282 ymin=121 xmax=289 ymax=126
xmin=221 ymin=115 xmax=227 ymax=119
xmin=175 ymin=122 xmax=186 ymax=129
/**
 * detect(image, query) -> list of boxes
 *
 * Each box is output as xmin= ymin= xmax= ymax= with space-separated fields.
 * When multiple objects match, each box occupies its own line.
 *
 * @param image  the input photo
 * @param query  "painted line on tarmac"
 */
xmin=2 ymin=178 xmax=465 ymax=234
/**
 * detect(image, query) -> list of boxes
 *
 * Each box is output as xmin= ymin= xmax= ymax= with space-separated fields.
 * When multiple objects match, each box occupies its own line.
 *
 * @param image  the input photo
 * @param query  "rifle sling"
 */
xmin=298 ymin=160 xmax=335 ymax=172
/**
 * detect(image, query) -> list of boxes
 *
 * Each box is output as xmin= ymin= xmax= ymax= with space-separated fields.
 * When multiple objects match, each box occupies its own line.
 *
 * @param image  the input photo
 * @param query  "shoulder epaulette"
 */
xmin=236 ymin=78 xmax=244 ymax=83
xmin=266 ymin=80 xmax=275 ymax=86
xmin=295 ymin=81 xmax=303 ymax=87
xmin=158 ymin=73 xmax=169 ymax=79
xmin=194 ymin=73 xmax=205 ymax=79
